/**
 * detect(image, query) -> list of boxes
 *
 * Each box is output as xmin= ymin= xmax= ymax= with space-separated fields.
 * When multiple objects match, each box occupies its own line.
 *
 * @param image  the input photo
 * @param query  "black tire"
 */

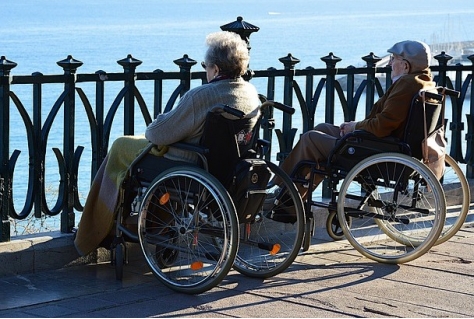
xmin=137 ymin=166 xmax=239 ymax=294
xmin=326 ymin=210 xmax=351 ymax=241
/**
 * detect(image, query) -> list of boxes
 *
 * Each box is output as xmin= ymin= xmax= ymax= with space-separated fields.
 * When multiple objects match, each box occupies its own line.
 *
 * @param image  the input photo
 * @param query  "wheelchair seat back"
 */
xmin=199 ymin=111 xmax=258 ymax=187
xmin=403 ymin=94 xmax=444 ymax=160
xmin=329 ymin=89 xmax=444 ymax=173
xmin=200 ymin=108 xmax=271 ymax=223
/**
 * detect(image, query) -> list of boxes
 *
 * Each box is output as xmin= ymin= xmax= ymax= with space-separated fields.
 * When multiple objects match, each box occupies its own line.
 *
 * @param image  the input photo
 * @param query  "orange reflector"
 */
xmin=159 ymin=192 xmax=170 ymax=205
xmin=270 ymin=244 xmax=281 ymax=255
xmin=190 ymin=261 xmax=204 ymax=271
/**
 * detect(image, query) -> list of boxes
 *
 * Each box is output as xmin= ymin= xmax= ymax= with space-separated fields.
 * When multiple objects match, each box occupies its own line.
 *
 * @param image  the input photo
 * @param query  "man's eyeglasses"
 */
xmin=389 ymin=54 xmax=411 ymax=67
xmin=201 ymin=61 xmax=207 ymax=70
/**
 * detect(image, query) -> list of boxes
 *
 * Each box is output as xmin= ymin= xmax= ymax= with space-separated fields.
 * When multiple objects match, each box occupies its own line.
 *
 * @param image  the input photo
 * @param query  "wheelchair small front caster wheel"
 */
xmin=326 ymin=210 xmax=351 ymax=240
xmin=155 ymin=241 xmax=179 ymax=269
xmin=302 ymin=217 xmax=314 ymax=251
xmin=115 ymin=243 xmax=124 ymax=280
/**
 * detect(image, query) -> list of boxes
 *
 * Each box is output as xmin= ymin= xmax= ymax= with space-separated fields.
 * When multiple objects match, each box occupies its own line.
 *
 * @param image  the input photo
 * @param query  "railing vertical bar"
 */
xmin=93 ymin=71 xmax=106 ymax=178
xmin=153 ymin=69 xmax=163 ymax=118
xmin=0 ymin=56 xmax=16 ymax=242
xmin=32 ymin=72 xmax=43 ymax=218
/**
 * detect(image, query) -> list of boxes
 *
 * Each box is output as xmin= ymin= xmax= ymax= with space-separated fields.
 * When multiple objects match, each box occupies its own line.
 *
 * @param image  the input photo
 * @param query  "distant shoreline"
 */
xmin=375 ymin=40 xmax=474 ymax=67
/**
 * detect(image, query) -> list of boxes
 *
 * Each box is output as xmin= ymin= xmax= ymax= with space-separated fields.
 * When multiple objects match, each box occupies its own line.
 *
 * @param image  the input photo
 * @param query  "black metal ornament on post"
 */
xmin=220 ymin=16 xmax=260 ymax=80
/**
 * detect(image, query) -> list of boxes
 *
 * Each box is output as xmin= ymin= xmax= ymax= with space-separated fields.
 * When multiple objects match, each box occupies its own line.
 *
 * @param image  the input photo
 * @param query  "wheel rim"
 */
xmin=137 ymin=166 xmax=238 ymax=294
xmin=337 ymin=153 xmax=446 ymax=264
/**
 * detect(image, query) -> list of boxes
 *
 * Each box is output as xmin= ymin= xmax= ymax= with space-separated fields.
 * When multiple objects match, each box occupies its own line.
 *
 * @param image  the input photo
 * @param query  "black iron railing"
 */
xmin=1 ymin=17 xmax=473 ymax=242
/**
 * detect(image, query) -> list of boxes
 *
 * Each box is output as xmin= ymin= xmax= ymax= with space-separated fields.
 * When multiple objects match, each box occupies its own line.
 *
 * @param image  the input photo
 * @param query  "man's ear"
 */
xmin=404 ymin=61 xmax=411 ymax=73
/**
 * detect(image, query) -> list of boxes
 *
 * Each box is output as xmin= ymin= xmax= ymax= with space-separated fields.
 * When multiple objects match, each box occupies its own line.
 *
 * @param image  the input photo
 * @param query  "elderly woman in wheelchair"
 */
xmin=270 ymin=40 xmax=466 ymax=264
xmin=73 ymin=31 xmax=260 ymax=287
xmin=74 ymin=31 xmax=306 ymax=294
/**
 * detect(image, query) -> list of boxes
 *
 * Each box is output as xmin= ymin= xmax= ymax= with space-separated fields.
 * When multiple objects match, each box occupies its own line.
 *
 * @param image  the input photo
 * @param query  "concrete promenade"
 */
xmin=0 ymin=217 xmax=473 ymax=318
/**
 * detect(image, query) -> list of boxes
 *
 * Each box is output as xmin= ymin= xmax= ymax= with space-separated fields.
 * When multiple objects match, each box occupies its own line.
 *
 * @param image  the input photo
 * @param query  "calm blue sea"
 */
xmin=3 ymin=0 xmax=474 ymax=234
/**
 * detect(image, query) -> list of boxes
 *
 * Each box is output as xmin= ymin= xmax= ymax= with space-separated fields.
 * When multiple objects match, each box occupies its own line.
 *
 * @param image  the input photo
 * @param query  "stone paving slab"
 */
xmin=0 ymin=223 xmax=473 ymax=318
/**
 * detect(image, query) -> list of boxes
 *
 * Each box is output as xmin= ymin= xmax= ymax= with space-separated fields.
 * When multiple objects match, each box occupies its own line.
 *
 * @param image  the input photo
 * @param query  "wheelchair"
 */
xmin=291 ymin=86 xmax=467 ymax=264
xmin=109 ymin=99 xmax=305 ymax=294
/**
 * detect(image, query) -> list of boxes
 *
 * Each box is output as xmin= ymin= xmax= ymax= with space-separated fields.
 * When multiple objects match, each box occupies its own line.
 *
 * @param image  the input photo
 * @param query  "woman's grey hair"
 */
xmin=204 ymin=31 xmax=250 ymax=77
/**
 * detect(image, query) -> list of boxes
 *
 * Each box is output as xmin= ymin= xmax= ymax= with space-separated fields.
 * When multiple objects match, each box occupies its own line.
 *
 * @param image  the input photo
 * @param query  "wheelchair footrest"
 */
xmin=345 ymin=210 xmax=409 ymax=224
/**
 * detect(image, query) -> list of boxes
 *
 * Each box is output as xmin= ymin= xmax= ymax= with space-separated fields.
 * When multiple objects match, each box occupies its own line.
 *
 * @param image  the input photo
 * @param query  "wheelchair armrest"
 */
xmin=330 ymin=130 xmax=381 ymax=155
xmin=349 ymin=129 xmax=395 ymax=140
xmin=341 ymin=130 xmax=399 ymax=144
xmin=169 ymin=142 xmax=209 ymax=155
xmin=328 ymin=130 xmax=407 ymax=166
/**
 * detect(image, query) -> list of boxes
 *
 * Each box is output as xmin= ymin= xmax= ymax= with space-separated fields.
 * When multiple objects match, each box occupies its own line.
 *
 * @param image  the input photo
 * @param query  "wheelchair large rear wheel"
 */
xmin=137 ymin=166 xmax=239 ymax=294
xmin=434 ymin=154 xmax=470 ymax=245
xmin=375 ymin=154 xmax=469 ymax=247
xmin=337 ymin=153 xmax=446 ymax=264
xmin=233 ymin=161 xmax=305 ymax=278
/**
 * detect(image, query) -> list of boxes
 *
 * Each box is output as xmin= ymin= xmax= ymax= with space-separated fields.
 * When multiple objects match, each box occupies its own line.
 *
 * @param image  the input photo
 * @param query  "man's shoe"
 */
xmin=263 ymin=186 xmax=297 ymax=224
xmin=263 ymin=185 xmax=282 ymax=212
xmin=266 ymin=205 xmax=297 ymax=224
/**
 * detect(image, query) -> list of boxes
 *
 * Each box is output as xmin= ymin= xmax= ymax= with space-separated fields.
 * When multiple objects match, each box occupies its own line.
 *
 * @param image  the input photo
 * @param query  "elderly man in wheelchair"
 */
xmin=277 ymin=40 xmax=436 ymax=199
xmin=270 ymin=40 xmax=460 ymax=264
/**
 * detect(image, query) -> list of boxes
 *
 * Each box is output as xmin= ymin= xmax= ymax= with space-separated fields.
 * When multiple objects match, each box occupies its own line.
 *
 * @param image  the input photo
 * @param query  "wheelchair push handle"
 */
xmin=212 ymin=104 xmax=246 ymax=119
xmin=261 ymin=100 xmax=295 ymax=115
xmin=273 ymin=101 xmax=296 ymax=115
xmin=438 ymin=87 xmax=460 ymax=98
xmin=419 ymin=87 xmax=460 ymax=102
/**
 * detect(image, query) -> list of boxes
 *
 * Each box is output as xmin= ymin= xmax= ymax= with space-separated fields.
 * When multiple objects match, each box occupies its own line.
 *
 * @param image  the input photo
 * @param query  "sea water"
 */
xmin=2 ymin=0 xmax=474 ymax=234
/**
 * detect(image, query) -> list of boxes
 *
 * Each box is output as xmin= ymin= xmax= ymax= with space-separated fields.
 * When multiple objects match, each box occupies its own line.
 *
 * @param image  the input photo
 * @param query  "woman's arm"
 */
xmin=145 ymin=92 xmax=198 ymax=146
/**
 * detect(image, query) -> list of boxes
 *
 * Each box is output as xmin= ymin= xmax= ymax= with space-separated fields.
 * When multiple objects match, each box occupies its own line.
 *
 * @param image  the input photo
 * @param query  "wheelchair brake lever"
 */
xmin=440 ymin=87 xmax=460 ymax=98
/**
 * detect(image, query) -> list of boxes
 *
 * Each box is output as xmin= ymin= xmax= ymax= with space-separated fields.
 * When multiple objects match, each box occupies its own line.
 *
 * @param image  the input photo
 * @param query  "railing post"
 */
xmin=321 ymin=52 xmax=341 ymax=124
xmin=465 ymin=54 xmax=474 ymax=178
xmin=362 ymin=52 xmax=382 ymax=116
xmin=320 ymin=52 xmax=341 ymax=198
xmin=117 ymin=54 xmax=142 ymax=136
xmin=433 ymin=52 xmax=464 ymax=162
xmin=173 ymin=54 xmax=197 ymax=96
xmin=434 ymin=51 xmax=452 ymax=87
xmin=0 ymin=56 xmax=16 ymax=242
xmin=57 ymin=55 xmax=83 ymax=233
xmin=277 ymin=53 xmax=300 ymax=162
xmin=220 ymin=16 xmax=259 ymax=80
